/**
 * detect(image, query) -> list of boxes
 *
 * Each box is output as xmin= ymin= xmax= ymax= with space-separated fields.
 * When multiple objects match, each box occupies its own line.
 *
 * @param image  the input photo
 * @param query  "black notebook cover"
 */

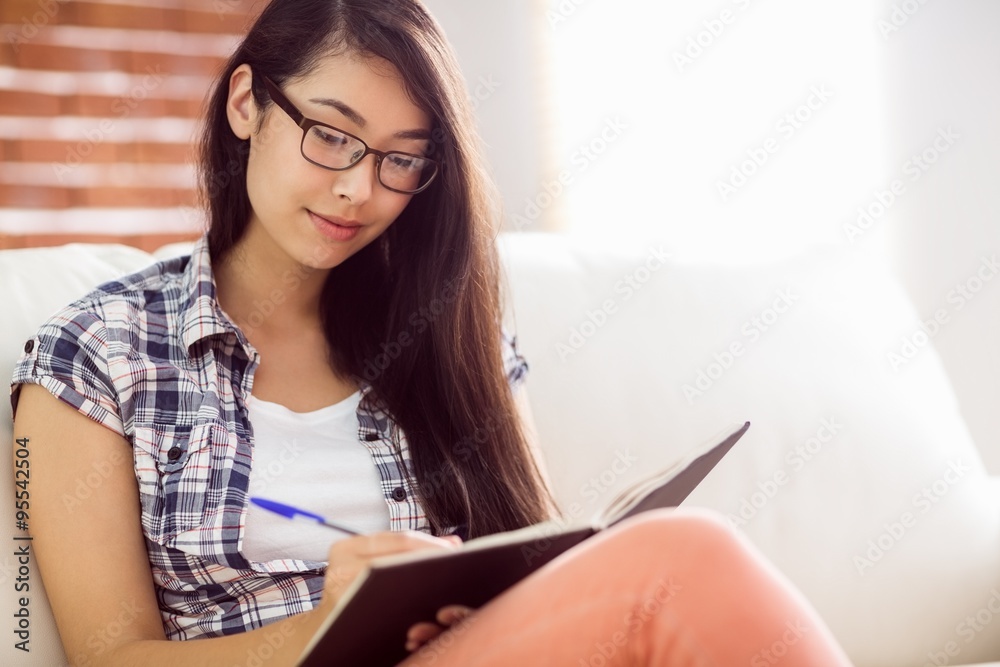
xmin=297 ymin=421 xmax=750 ymax=666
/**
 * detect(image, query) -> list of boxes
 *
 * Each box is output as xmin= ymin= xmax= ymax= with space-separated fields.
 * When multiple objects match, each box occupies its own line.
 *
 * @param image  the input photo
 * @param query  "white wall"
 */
xmin=881 ymin=0 xmax=1000 ymax=473
xmin=421 ymin=0 xmax=551 ymax=231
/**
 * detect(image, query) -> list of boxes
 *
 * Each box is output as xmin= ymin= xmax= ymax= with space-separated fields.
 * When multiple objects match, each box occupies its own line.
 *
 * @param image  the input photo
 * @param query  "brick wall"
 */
xmin=0 ymin=0 xmax=261 ymax=251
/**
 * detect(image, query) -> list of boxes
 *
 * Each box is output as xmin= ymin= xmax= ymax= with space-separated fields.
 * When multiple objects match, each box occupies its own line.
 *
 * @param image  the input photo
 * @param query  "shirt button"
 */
xmin=364 ymin=432 xmax=380 ymax=442
xmin=23 ymin=339 xmax=34 ymax=354
xmin=166 ymin=446 xmax=183 ymax=462
xmin=391 ymin=487 xmax=407 ymax=502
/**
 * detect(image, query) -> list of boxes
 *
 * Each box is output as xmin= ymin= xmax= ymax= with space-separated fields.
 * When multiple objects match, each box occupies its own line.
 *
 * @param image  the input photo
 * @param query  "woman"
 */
xmin=10 ymin=0 xmax=853 ymax=664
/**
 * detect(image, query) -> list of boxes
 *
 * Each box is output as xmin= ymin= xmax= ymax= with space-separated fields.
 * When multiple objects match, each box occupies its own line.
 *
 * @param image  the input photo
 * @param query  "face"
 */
xmin=226 ymin=52 xmax=433 ymax=271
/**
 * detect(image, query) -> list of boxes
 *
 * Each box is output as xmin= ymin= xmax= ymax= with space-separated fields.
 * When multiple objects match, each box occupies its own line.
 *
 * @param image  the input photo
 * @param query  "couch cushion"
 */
xmin=5 ymin=236 xmax=1000 ymax=666
xmin=1 ymin=243 xmax=159 ymax=666
xmin=498 ymin=233 xmax=1000 ymax=667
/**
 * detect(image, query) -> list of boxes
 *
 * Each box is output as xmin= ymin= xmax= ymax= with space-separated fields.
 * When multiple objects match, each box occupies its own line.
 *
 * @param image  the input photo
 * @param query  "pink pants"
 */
xmin=400 ymin=508 xmax=853 ymax=666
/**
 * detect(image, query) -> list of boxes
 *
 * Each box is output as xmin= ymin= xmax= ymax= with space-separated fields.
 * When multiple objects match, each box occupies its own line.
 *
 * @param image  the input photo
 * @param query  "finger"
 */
xmin=407 ymin=622 xmax=443 ymax=642
xmin=323 ymin=533 xmax=462 ymax=612
xmin=436 ymin=605 xmax=474 ymax=626
xmin=405 ymin=637 xmax=428 ymax=653
xmin=334 ymin=531 xmax=461 ymax=560
xmin=405 ymin=622 xmax=443 ymax=652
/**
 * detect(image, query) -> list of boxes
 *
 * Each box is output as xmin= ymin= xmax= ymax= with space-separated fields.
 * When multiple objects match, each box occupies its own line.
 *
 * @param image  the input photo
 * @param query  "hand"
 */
xmin=405 ymin=604 xmax=477 ymax=653
xmin=320 ymin=531 xmax=462 ymax=612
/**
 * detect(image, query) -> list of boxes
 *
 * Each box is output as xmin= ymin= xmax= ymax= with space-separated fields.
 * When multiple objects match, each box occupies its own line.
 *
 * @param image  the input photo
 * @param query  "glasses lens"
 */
xmin=303 ymin=125 xmax=364 ymax=169
xmin=380 ymin=153 xmax=437 ymax=193
xmin=302 ymin=124 xmax=437 ymax=194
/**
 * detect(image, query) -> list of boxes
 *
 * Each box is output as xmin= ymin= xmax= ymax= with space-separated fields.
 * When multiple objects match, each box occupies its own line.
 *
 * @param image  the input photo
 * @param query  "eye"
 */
xmin=387 ymin=154 xmax=421 ymax=171
xmin=312 ymin=127 xmax=349 ymax=147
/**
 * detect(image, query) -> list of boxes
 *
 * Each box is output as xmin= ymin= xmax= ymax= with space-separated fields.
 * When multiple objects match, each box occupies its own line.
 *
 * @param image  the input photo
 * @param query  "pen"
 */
xmin=249 ymin=497 xmax=363 ymax=536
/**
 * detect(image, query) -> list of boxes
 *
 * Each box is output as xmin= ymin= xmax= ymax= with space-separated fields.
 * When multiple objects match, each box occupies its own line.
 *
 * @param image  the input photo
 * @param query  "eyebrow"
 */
xmin=308 ymin=96 xmax=432 ymax=141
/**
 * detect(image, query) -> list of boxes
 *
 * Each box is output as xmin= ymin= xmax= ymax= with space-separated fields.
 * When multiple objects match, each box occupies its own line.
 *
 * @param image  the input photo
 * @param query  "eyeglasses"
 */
xmin=260 ymin=75 xmax=440 ymax=195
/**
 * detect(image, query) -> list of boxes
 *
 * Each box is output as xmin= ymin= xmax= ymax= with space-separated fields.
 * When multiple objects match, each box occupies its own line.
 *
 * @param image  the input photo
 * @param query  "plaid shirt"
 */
xmin=10 ymin=234 xmax=527 ymax=640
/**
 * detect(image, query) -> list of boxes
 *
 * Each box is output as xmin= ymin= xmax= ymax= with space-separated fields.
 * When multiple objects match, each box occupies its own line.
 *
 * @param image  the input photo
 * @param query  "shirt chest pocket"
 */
xmin=131 ymin=421 xmax=218 ymax=545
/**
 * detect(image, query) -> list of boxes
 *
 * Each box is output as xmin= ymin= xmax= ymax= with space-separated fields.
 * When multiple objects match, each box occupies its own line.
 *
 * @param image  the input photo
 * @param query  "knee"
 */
xmin=607 ymin=507 xmax=749 ymax=560
xmin=578 ymin=509 xmax=760 ymax=605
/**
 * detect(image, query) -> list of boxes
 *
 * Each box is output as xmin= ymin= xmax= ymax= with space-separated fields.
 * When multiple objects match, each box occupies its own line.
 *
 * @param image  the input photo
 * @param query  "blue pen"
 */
xmin=249 ymin=497 xmax=363 ymax=536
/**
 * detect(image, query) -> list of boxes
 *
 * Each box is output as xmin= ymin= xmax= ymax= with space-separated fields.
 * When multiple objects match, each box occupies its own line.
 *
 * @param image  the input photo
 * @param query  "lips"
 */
xmin=310 ymin=211 xmax=362 ymax=228
xmin=309 ymin=210 xmax=363 ymax=241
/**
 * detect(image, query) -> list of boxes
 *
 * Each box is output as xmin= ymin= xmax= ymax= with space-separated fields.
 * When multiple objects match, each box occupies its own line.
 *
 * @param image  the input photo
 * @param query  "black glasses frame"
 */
xmin=260 ymin=75 xmax=440 ymax=195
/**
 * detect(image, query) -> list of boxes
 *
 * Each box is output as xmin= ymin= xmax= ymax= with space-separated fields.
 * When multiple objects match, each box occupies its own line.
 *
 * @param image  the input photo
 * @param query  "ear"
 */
xmin=226 ymin=63 xmax=257 ymax=140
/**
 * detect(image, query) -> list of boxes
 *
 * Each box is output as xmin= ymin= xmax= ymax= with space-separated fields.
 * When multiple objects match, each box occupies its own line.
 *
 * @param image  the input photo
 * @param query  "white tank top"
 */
xmin=242 ymin=390 xmax=391 ymax=563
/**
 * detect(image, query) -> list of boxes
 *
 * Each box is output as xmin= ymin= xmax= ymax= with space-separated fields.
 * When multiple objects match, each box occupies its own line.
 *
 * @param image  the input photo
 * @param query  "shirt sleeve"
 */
xmin=500 ymin=327 xmax=529 ymax=392
xmin=10 ymin=305 xmax=125 ymax=437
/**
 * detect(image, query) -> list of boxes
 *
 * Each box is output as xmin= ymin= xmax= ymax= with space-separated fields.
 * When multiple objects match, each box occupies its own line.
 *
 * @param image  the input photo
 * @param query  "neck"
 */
xmin=213 ymin=224 xmax=330 ymax=337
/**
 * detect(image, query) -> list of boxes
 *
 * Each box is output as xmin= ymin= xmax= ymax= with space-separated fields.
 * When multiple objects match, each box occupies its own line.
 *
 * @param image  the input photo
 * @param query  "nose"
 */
xmin=331 ymin=154 xmax=378 ymax=204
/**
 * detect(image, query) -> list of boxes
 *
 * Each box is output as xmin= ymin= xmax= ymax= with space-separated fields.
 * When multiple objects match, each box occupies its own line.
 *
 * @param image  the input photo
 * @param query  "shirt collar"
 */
xmin=179 ymin=234 xmax=250 ymax=354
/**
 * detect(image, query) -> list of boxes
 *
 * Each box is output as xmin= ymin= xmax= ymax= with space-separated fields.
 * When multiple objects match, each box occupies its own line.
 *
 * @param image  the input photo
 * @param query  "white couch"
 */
xmin=2 ymin=234 xmax=999 ymax=667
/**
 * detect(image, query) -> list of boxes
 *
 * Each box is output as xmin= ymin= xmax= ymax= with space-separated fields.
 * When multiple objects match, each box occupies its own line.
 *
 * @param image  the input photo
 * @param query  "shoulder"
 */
xmin=11 ymin=255 xmax=196 ymax=435
xmin=65 ymin=255 xmax=191 ymax=328
xmin=41 ymin=255 xmax=195 ymax=355
xmin=26 ymin=253 xmax=190 ymax=346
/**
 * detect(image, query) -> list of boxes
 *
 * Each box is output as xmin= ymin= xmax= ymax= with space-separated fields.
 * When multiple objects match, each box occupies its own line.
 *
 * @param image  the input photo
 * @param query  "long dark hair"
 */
xmin=199 ymin=0 xmax=555 ymax=538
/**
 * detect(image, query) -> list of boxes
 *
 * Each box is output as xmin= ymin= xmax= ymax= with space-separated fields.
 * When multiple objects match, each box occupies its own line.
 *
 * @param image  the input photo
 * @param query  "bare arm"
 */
xmin=13 ymin=384 xmax=456 ymax=666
